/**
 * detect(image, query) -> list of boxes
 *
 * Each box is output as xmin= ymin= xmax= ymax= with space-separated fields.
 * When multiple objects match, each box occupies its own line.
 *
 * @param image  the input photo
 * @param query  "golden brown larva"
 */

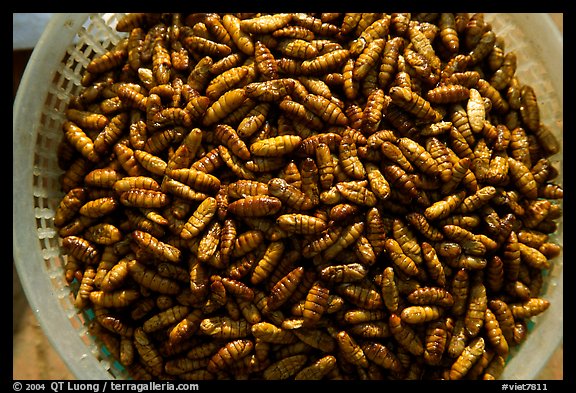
xmin=52 ymin=12 xmax=561 ymax=381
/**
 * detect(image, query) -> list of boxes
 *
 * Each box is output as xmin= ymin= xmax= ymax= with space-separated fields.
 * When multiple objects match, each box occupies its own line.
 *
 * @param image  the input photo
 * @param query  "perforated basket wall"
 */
xmin=13 ymin=13 xmax=563 ymax=380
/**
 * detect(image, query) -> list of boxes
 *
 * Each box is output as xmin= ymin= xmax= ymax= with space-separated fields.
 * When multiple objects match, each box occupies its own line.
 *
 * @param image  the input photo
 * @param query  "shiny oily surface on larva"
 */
xmin=35 ymin=12 xmax=562 ymax=380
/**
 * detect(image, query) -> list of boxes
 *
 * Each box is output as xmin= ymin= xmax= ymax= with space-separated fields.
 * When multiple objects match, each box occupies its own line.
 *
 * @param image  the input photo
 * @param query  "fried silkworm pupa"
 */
xmin=384 ymin=238 xmax=419 ymax=277
xmin=232 ymin=230 xmax=265 ymax=258
xmin=214 ymin=123 xmax=251 ymax=161
xmin=426 ymin=84 xmax=470 ymax=104
xmin=119 ymin=189 xmax=169 ymax=209
xmin=338 ymin=133 xmax=366 ymax=180
xmin=353 ymin=38 xmax=386 ymax=81
xmin=362 ymin=341 xmax=405 ymax=375
xmin=302 ymin=94 xmax=348 ymax=126
xmin=377 ymin=35 xmax=404 ymax=88
xmin=424 ymin=191 xmax=466 ymax=221
xmin=74 ymin=265 xmax=96 ymax=309
xmin=320 ymin=262 xmax=367 ymax=284
xmin=405 ymin=212 xmax=444 ymax=241
xmin=299 ymin=157 xmax=321 ymax=206
xmin=253 ymin=41 xmax=279 ymax=80
xmin=438 ymin=13 xmax=459 ymax=52
xmin=408 ymin=21 xmax=441 ymax=70
xmin=335 ymin=180 xmax=377 ymax=207
xmin=62 ymin=235 xmax=100 ymax=265
xmin=250 ymin=135 xmax=302 ymax=157
xmin=54 ymin=187 xmax=88 ymax=227
xmin=379 ymin=266 xmax=400 ymax=313
xmin=198 ymin=247 xmax=224 ymax=277
xmin=180 ymin=197 xmax=218 ymax=240
xmin=276 ymin=213 xmax=328 ymax=235
xmin=165 ymin=167 xmax=221 ymax=194
xmin=205 ymin=65 xmax=249 ymax=100
xmin=337 ymin=280 xmax=384 ymax=310
xmin=534 ymin=122 xmax=560 ymax=157
xmin=381 ymin=164 xmax=419 ymax=199
xmin=389 ymin=86 xmax=443 ymax=123
xmin=133 ymin=149 xmax=167 ymax=176
xmin=142 ymin=304 xmax=190 ymax=333
xmin=322 ymin=221 xmax=365 ymax=261
xmin=199 ymin=316 xmax=251 ymax=339
xmin=127 ymin=258 xmax=181 ymax=295
xmin=202 ymin=88 xmax=247 ymax=127
xmin=131 ymin=230 xmax=181 ymax=263
xmin=133 ymin=327 xmax=164 ymax=376
xmin=221 ymin=277 xmax=254 ymax=301
xmin=221 ymin=14 xmax=254 ymax=55
xmin=336 ymin=330 xmax=369 ymax=368
xmin=354 ymin=235 xmax=377 ymax=266
xmin=228 ymin=195 xmax=282 ymax=217
xmin=62 ymin=121 xmax=100 ymax=163
xmin=509 ymin=298 xmax=551 ymax=319
xmin=407 ymin=287 xmax=454 ymax=307
xmin=400 ymin=305 xmax=443 ymax=324
xmin=302 ymin=226 xmax=343 ymax=258
xmin=484 ymin=308 xmax=509 ymax=356
xmin=315 ymin=142 xmax=336 ymax=190
xmin=421 ymin=244 xmax=447 ymax=286
xmin=445 ymin=266 xmax=469 ymax=315
xmin=280 ymin=98 xmax=325 ymax=131
xmin=207 ymin=339 xmax=254 ymax=373
xmin=86 ymin=38 xmax=128 ymax=75
xmin=244 ymin=78 xmax=296 ymax=102
xmin=182 ymin=33 xmax=232 ymax=58
xmin=151 ymin=37 xmax=171 ymax=85
xmin=459 ymin=186 xmax=497 ymax=214
xmin=507 ymin=157 xmax=538 ymax=199
xmin=342 ymin=309 xmax=387 ymax=328
xmin=82 ymin=169 xmax=120 ymax=190
xmin=84 ymin=222 xmax=122 ymax=246
xmin=300 ymin=49 xmax=350 ymax=75
xmin=464 ymin=276 xmax=488 ymax=338
xmin=237 ymin=102 xmax=271 ymax=139
xmin=292 ymin=327 xmax=336 ymax=353
xmin=112 ymin=144 xmax=146 ymax=177
xmin=449 ymin=337 xmax=485 ymax=380
xmin=294 ymin=355 xmax=337 ymax=380
xmin=227 ymin=180 xmax=269 ymax=199
xmin=250 ymin=241 xmax=285 ymax=285
xmin=218 ymin=145 xmax=256 ymax=181
xmin=482 ymin=354 xmax=506 ymax=380
xmin=301 ymin=281 xmax=330 ymax=327
xmin=424 ymin=319 xmax=449 ymax=366
xmin=240 ymin=13 xmax=293 ymax=34
xmin=91 ymin=112 xmax=128 ymax=155
xmin=342 ymin=58 xmax=360 ymax=101
xmin=263 ymin=354 xmax=308 ymax=380
xmin=89 ymin=288 xmax=140 ymax=308
xmin=268 ymin=177 xmax=314 ymax=211
xmin=251 ymin=322 xmax=297 ymax=344
xmin=297 ymin=132 xmax=342 ymax=156
xmin=467 ymin=88 xmax=486 ymax=133
xmin=267 ymin=266 xmax=305 ymax=311
xmin=519 ymin=84 xmax=540 ymax=132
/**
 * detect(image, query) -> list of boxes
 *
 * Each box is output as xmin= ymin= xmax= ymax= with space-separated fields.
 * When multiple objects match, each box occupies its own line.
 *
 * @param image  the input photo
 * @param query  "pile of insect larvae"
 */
xmin=54 ymin=12 xmax=563 ymax=380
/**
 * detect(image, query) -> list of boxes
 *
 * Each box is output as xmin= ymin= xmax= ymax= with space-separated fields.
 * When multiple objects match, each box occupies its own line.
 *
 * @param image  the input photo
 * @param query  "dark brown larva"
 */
xmin=53 ymin=12 xmax=561 ymax=381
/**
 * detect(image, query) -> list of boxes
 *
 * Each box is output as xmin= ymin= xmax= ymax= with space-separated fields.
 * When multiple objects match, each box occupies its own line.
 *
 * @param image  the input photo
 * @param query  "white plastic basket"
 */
xmin=13 ymin=13 xmax=563 ymax=380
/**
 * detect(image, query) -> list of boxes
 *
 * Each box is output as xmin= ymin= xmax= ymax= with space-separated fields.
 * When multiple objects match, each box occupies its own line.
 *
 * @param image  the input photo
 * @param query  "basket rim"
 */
xmin=13 ymin=13 xmax=114 ymax=380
